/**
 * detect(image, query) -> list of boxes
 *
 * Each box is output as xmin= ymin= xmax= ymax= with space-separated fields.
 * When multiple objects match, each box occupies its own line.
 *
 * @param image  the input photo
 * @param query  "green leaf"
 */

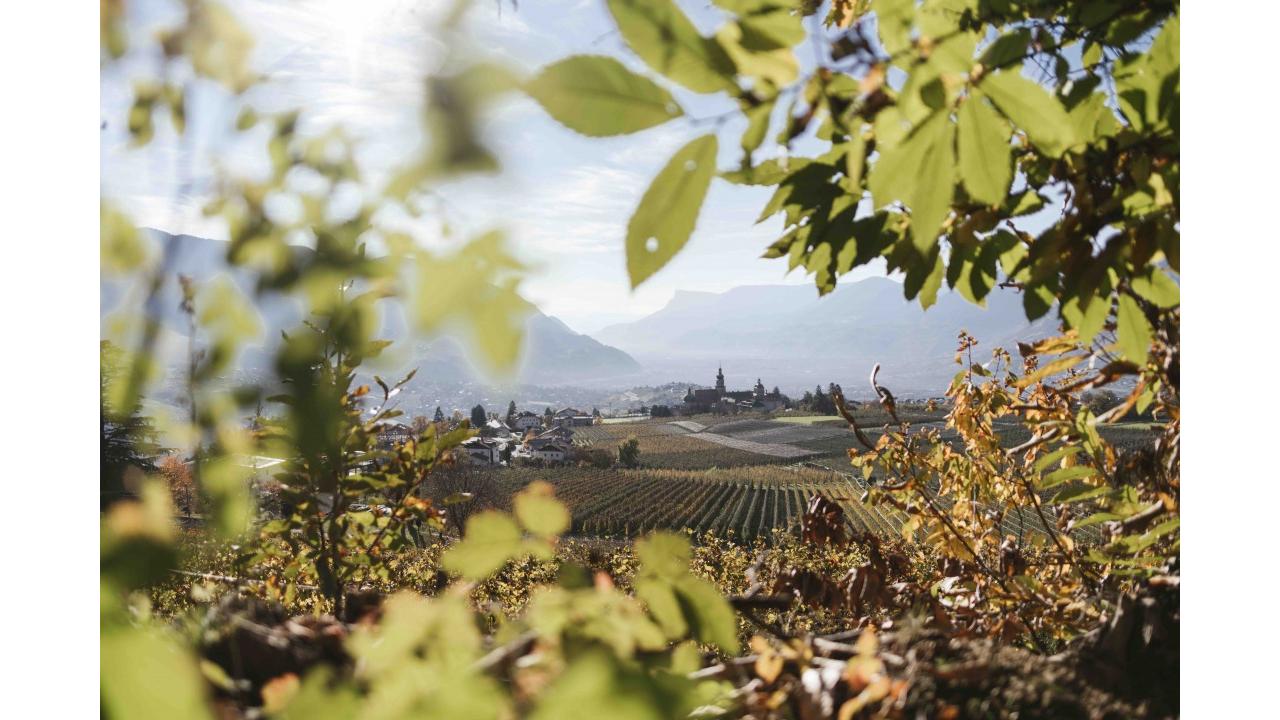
xmin=636 ymin=531 xmax=693 ymax=581
xmin=1061 ymin=293 xmax=1112 ymax=346
xmin=979 ymin=28 xmax=1031 ymax=69
xmin=1005 ymin=190 xmax=1046 ymax=217
xmin=738 ymin=8 xmax=805 ymax=50
xmin=514 ymin=484 xmax=571 ymax=538
xmin=101 ymin=204 xmax=152 ymax=274
xmin=1051 ymin=484 xmax=1112 ymax=505
xmin=531 ymin=650 xmax=695 ymax=720
xmin=715 ymin=22 xmax=798 ymax=88
xmin=673 ymin=576 xmax=740 ymax=653
xmin=1116 ymin=294 xmax=1153 ymax=363
xmin=957 ymin=93 xmax=1012 ymax=206
xmin=607 ymin=0 xmax=737 ymax=93
xmin=525 ymin=55 xmax=683 ymax=137
xmin=1022 ymin=279 xmax=1056 ymax=320
xmin=626 ymin=134 xmax=719 ymax=288
xmin=868 ymin=111 xmax=956 ymax=251
xmin=412 ymin=232 xmax=533 ymax=374
xmin=1038 ymin=465 xmax=1097 ymax=490
xmin=1130 ymin=269 xmax=1180 ymax=308
xmin=980 ymin=71 xmax=1077 ymax=157
xmin=842 ymin=131 xmax=867 ymax=193
xmin=635 ymin=578 xmax=687 ymax=638
xmin=720 ymin=156 xmax=807 ymax=186
xmin=441 ymin=511 xmax=523 ymax=580
xmin=101 ymin=626 xmax=213 ymax=720
xmin=917 ymin=248 xmax=945 ymax=310
xmin=873 ymin=0 xmax=915 ymax=56
xmin=741 ymin=100 xmax=774 ymax=155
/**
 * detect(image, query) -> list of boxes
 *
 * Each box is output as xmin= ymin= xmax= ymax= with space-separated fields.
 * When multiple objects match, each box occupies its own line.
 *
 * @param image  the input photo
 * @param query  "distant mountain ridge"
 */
xmin=597 ymin=278 xmax=1057 ymax=397
xmin=100 ymin=231 xmax=642 ymax=386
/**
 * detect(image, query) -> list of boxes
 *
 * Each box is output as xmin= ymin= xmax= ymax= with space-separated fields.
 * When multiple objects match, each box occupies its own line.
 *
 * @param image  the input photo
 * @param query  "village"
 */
xmin=405 ymin=405 xmax=594 ymax=467
xmin=372 ymin=367 xmax=795 ymax=468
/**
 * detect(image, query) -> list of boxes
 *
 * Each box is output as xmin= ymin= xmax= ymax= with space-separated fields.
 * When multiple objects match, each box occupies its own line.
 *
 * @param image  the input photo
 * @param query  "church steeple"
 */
xmin=715 ymin=365 xmax=726 ymax=395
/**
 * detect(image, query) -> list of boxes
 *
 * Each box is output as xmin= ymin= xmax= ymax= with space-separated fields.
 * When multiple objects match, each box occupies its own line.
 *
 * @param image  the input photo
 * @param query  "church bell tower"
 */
xmin=715 ymin=365 xmax=726 ymax=396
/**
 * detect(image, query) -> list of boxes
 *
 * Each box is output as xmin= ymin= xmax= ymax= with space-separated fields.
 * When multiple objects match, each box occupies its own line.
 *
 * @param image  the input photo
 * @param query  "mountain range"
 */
xmin=99 ymin=232 xmax=642 ymax=387
xmin=101 ymin=232 xmax=1059 ymax=401
xmin=597 ymin=278 xmax=1057 ymax=397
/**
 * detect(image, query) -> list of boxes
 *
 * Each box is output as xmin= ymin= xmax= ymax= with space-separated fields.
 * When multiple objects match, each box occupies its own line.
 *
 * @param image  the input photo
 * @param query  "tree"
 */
xmin=810 ymin=385 xmax=835 ymax=415
xmin=527 ymin=0 xmax=1179 ymax=368
xmin=100 ymin=340 xmax=160 ymax=508
xmin=650 ymin=404 xmax=672 ymax=417
xmin=159 ymin=455 xmax=196 ymax=516
xmin=617 ymin=437 xmax=641 ymax=469
xmin=577 ymin=447 xmax=614 ymax=469
xmin=536 ymin=0 xmax=1182 ymax=677
xmin=506 ymin=400 xmax=517 ymax=425
xmin=411 ymin=415 xmax=430 ymax=434
xmin=470 ymin=404 xmax=487 ymax=428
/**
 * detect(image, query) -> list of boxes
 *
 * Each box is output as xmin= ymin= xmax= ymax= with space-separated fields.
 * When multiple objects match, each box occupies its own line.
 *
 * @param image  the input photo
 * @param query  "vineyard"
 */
xmin=434 ymin=465 xmax=904 ymax=542
xmin=431 ymin=462 xmax=1104 ymax=546
xmin=522 ymin=416 xmax=1154 ymax=545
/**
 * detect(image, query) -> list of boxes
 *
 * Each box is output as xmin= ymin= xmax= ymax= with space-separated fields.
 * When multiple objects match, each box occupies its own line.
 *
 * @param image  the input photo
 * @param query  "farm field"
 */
xmin=509 ymin=410 xmax=1153 ymax=546
xmin=436 ymin=459 xmax=1101 ymax=545
xmin=440 ymin=465 xmax=911 ymax=542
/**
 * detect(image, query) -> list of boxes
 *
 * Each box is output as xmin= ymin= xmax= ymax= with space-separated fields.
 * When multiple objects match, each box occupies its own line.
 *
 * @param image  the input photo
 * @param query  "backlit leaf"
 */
xmin=1116 ymin=294 xmax=1153 ymax=363
xmin=868 ymin=111 xmax=955 ymax=251
xmin=626 ymin=134 xmax=719 ymax=288
xmin=526 ymin=55 xmax=683 ymax=137
xmin=980 ymin=71 xmax=1076 ymax=157
xmin=1130 ymin=269 xmax=1180 ymax=308
xmin=957 ymin=93 xmax=1012 ymax=206
xmin=441 ymin=511 xmax=523 ymax=580
xmin=607 ymin=0 xmax=737 ymax=94
xmin=514 ymin=482 xmax=571 ymax=538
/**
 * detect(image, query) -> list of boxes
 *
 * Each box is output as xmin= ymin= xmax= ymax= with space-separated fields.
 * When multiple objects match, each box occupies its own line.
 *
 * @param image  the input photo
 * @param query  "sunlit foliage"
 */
xmin=102 ymin=1 xmax=1178 ymax=718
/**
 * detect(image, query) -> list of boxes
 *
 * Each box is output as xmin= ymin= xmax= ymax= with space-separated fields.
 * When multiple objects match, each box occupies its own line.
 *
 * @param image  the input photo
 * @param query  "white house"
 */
xmin=512 ymin=411 xmax=543 ymax=432
xmin=553 ymin=408 xmax=594 ymax=427
xmin=481 ymin=418 xmax=514 ymax=439
xmin=461 ymin=437 xmax=506 ymax=465
xmin=533 ymin=442 xmax=571 ymax=464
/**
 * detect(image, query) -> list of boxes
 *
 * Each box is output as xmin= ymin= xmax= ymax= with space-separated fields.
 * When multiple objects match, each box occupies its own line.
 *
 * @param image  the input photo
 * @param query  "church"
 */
xmin=682 ymin=366 xmax=789 ymax=414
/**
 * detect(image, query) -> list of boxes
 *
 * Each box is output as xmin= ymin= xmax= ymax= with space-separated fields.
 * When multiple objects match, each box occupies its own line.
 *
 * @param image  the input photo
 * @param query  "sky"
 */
xmin=100 ymin=0 xmax=890 ymax=335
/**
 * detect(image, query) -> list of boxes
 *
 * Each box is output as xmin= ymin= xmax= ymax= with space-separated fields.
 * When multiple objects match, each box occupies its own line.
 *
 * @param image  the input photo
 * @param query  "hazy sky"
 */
xmin=100 ymin=0 xmax=890 ymax=334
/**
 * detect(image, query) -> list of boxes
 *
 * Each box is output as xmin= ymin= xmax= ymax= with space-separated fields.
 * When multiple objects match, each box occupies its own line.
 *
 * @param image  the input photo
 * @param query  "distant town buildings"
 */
xmin=553 ymin=407 xmax=594 ymax=427
xmin=376 ymin=422 xmax=415 ymax=449
xmin=682 ymin=366 xmax=789 ymax=414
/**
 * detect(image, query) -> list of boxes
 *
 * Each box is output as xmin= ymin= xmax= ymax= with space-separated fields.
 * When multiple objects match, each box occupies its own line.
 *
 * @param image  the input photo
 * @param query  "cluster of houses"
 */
xmin=378 ymin=406 xmax=596 ymax=467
